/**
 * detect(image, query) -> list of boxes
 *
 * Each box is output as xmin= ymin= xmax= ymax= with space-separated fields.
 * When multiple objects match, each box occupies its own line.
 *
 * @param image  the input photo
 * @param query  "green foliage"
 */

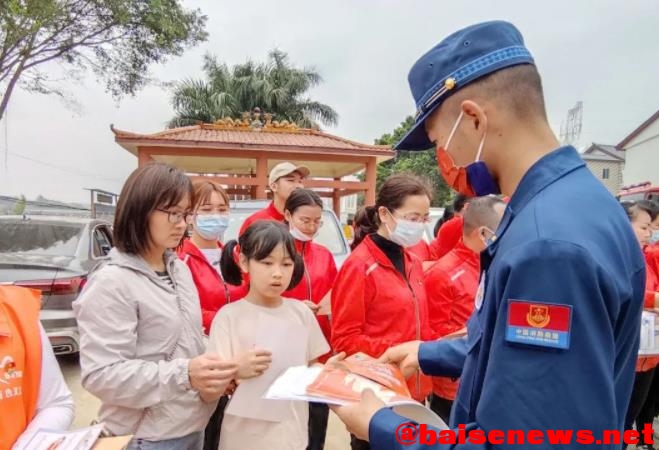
xmin=168 ymin=49 xmax=338 ymax=129
xmin=0 ymin=0 xmax=208 ymax=120
xmin=12 ymin=194 xmax=26 ymax=215
xmin=372 ymin=116 xmax=452 ymax=207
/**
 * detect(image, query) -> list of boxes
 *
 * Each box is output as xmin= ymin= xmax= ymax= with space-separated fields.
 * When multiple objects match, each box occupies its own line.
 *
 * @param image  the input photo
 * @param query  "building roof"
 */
xmin=581 ymin=143 xmax=626 ymax=162
xmin=617 ymin=109 xmax=659 ymax=149
xmin=111 ymin=122 xmax=395 ymax=179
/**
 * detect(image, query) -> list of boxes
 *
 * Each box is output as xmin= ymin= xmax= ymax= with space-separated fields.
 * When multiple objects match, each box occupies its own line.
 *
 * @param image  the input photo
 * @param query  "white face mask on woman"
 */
xmin=289 ymin=224 xmax=317 ymax=242
xmin=385 ymin=213 xmax=425 ymax=247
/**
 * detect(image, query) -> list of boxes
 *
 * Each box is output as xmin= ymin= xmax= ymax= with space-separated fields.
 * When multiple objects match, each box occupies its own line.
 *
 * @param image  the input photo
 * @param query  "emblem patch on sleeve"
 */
xmin=505 ymin=300 xmax=572 ymax=349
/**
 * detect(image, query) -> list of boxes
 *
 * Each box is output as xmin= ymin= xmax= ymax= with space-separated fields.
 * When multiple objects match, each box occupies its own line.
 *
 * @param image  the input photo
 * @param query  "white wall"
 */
xmin=622 ymin=119 xmax=659 ymax=185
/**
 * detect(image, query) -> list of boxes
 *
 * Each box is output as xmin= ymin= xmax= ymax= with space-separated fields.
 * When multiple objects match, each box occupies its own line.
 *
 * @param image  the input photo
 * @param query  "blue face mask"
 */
xmin=650 ymin=230 xmax=659 ymax=245
xmin=195 ymin=214 xmax=229 ymax=241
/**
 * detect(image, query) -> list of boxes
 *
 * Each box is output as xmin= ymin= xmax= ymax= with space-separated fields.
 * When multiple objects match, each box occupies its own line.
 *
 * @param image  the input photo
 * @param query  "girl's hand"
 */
xmin=234 ymin=348 xmax=272 ymax=379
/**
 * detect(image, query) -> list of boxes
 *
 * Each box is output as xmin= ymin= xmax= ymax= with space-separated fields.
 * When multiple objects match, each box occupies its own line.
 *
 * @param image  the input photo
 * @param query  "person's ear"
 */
xmin=284 ymin=210 xmax=292 ymax=223
xmin=461 ymin=100 xmax=487 ymax=132
xmin=378 ymin=206 xmax=389 ymax=224
xmin=238 ymin=253 xmax=249 ymax=274
xmin=270 ymin=180 xmax=278 ymax=193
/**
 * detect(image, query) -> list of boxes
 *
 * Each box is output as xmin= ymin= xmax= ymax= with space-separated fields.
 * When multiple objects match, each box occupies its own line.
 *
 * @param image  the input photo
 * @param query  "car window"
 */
xmin=92 ymin=225 xmax=113 ymax=258
xmin=224 ymin=209 xmax=347 ymax=255
xmin=0 ymin=221 xmax=84 ymax=256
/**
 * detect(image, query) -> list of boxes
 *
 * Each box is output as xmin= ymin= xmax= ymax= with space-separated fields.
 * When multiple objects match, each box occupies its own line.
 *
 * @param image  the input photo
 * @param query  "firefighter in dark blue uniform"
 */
xmin=332 ymin=21 xmax=646 ymax=450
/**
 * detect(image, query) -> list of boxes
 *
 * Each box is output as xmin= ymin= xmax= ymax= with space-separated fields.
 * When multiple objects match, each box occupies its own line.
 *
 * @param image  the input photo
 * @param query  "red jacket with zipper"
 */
xmin=638 ymin=245 xmax=659 ymax=372
xmin=283 ymin=239 xmax=337 ymax=362
xmin=330 ymin=234 xmax=432 ymax=401
xmin=178 ymin=239 xmax=248 ymax=334
xmin=424 ymin=240 xmax=479 ymax=400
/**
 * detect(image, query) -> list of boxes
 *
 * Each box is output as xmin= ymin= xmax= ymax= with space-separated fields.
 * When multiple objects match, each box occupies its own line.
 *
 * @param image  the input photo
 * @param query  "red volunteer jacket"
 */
xmin=283 ymin=240 xmax=338 ymax=362
xmin=408 ymin=240 xmax=431 ymax=261
xmin=428 ymin=215 xmax=463 ymax=260
xmin=331 ymin=234 xmax=432 ymax=401
xmin=239 ymin=202 xmax=285 ymax=236
xmin=424 ymin=240 xmax=479 ymax=400
xmin=178 ymin=239 xmax=248 ymax=334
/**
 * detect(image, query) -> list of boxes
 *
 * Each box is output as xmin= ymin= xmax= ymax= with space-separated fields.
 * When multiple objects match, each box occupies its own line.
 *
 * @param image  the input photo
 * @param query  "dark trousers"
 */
xmin=624 ymin=369 xmax=656 ymax=449
xmin=350 ymin=434 xmax=371 ymax=450
xmin=203 ymin=396 xmax=228 ymax=450
xmin=429 ymin=394 xmax=454 ymax=426
xmin=637 ymin=368 xmax=659 ymax=442
xmin=307 ymin=402 xmax=329 ymax=450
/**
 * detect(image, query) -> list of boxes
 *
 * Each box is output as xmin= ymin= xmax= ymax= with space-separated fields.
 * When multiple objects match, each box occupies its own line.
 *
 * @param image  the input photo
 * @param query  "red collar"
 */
xmin=266 ymin=202 xmax=285 ymax=221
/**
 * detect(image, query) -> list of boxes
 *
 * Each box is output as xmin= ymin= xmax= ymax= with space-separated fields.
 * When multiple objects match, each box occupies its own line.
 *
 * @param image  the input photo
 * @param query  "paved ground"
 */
xmin=58 ymin=354 xmax=352 ymax=449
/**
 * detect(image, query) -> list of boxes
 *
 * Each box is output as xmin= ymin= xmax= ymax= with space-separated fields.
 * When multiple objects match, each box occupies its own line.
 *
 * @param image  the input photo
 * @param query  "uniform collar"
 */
xmin=452 ymin=240 xmax=480 ymax=269
xmin=267 ymin=201 xmax=285 ymax=221
xmin=487 ymin=146 xmax=583 ymax=257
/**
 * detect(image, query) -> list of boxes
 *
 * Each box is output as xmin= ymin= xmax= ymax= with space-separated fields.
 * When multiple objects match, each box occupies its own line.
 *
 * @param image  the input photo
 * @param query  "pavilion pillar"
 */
xmin=254 ymin=156 xmax=269 ymax=200
xmin=365 ymin=157 xmax=377 ymax=205
xmin=332 ymin=178 xmax=342 ymax=219
xmin=137 ymin=148 xmax=153 ymax=167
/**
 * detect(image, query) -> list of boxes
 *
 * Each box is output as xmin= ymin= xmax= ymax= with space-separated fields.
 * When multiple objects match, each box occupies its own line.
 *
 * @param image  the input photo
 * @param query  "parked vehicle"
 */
xmin=0 ymin=215 xmax=113 ymax=355
xmin=617 ymin=181 xmax=659 ymax=203
xmin=225 ymin=201 xmax=350 ymax=268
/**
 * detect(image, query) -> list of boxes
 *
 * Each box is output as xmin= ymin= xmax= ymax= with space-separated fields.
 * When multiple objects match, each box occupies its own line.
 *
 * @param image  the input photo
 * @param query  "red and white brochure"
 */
xmin=265 ymin=352 xmax=447 ymax=429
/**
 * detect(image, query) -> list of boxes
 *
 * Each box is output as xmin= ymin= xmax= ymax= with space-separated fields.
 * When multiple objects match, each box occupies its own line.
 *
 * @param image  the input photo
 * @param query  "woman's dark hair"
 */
xmin=284 ymin=189 xmax=323 ymax=217
xmin=351 ymin=173 xmax=431 ymax=249
xmin=114 ymin=162 xmax=192 ymax=255
xmin=434 ymin=205 xmax=455 ymax=237
xmin=220 ymin=221 xmax=304 ymax=289
xmin=452 ymin=193 xmax=469 ymax=214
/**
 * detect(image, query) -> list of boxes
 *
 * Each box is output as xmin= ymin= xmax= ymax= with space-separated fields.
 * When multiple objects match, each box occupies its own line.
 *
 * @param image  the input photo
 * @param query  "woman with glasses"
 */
xmin=73 ymin=163 xmax=238 ymax=450
xmin=280 ymin=189 xmax=338 ymax=450
xmin=330 ymin=173 xmax=434 ymax=450
xmin=178 ymin=180 xmax=247 ymax=336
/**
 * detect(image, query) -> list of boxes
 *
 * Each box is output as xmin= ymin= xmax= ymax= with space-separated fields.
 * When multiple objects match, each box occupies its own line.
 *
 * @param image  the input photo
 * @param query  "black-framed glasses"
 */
xmin=157 ymin=209 xmax=194 ymax=224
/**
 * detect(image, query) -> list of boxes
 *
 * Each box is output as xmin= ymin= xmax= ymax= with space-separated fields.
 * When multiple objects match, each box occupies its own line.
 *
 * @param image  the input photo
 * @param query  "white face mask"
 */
xmin=290 ymin=224 xmax=317 ymax=242
xmin=386 ymin=213 xmax=425 ymax=247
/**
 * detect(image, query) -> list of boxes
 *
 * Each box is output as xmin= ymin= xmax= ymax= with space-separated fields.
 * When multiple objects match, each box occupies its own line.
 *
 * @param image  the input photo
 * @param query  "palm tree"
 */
xmin=168 ymin=50 xmax=338 ymax=129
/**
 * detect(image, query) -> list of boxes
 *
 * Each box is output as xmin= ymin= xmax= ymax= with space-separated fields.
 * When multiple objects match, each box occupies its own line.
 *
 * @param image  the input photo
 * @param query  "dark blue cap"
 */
xmin=396 ymin=21 xmax=535 ymax=151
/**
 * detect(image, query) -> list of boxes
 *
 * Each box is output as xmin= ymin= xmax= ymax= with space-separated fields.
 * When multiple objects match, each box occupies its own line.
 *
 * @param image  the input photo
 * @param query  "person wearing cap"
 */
xmin=239 ymin=162 xmax=310 ymax=236
xmin=332 ymin=20 xmax=645 ymax=449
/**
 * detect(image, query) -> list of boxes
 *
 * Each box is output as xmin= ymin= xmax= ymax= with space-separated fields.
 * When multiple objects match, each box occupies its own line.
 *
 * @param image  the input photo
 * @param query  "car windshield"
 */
xmin=225 ymin=209 xmax=347 ymax=255
xmin=0 ymin=220 xmax=84 ymax=256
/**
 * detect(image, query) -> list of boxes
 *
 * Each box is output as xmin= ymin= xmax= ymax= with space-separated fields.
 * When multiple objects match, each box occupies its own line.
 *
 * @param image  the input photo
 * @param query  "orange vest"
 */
xmin=0 ymin=286 xmax=42 ymax=450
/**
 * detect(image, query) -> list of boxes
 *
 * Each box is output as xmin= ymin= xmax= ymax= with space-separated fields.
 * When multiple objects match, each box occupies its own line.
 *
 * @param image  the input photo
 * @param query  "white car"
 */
xmin=225 ymin=201 xmax=351 ymax=268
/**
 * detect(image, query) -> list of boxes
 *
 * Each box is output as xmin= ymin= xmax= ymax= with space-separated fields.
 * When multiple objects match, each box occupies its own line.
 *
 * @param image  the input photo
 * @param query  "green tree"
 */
xmin=12 ymin=194 xmax=26 ymax=215
xmin=168 ymin=49 xmax=338 ymax=129
xmin=372 ymin=116 xmax=451 ymax=207
xmin=0 ymin=0 xmax=208 ymax=121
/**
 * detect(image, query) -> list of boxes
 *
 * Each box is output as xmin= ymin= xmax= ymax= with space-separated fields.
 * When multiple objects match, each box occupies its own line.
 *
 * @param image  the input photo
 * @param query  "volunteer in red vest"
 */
xmin=622 ymin=201 xmax=659 ymax=446
xmin=331 ymin=173 xmax=433 ymax=450
xmin=425 ymin=196 xmax=505 ymax=424
xmin=179 ymin=180 xmax=247 ymax=335
xmin=281 ymin=188 xmax=338 ymax=450
xmin=239 ymin=162 xmax=309 ymax=235
xmin=0 ymin=286 xmax=74 ymax=450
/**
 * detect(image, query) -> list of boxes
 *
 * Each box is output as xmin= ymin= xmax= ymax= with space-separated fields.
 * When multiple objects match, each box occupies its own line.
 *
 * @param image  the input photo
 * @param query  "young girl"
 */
xmin=208 ymin=221 xmax=329 ymax=450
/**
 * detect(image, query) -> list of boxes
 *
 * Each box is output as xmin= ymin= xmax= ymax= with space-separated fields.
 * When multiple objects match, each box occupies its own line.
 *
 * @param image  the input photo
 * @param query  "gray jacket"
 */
xmin=73 ymin=248 xmax=214 ymax=440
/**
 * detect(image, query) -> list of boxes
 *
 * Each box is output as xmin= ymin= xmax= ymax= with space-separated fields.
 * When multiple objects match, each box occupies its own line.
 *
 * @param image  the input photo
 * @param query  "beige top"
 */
xmin=208 ymin=298 xmax=329 ymax=450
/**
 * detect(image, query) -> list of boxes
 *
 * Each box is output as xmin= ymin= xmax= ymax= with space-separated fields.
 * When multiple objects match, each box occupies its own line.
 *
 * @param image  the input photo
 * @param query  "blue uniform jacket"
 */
xmin=370 ymin=147 xmax=646 ymax=449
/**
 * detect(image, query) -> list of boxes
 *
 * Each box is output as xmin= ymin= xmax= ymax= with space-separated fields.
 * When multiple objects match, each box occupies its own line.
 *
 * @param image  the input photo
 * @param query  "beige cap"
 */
xmin=268 ymin=162 xmax=310 ymax=185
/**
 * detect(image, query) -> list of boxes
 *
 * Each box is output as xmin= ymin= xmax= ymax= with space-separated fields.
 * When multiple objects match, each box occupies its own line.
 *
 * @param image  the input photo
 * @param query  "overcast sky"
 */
xmin=1 ymin=0 xmax=657 ymax=203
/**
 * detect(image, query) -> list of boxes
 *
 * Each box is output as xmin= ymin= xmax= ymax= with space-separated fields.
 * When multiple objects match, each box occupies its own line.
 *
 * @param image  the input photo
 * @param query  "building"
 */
xmin=111 ymin=111 xmax=394 ymax=219
xmin=620 ymin=109 xmax=659 ymax=186
xmin=581 ymin=143 xmax=626 ymax=194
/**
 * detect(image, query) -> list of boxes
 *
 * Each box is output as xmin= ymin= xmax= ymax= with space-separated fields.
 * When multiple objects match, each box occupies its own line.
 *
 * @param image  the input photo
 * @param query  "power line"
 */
xmin=7 ymin=151 xmax=123 ymax=182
